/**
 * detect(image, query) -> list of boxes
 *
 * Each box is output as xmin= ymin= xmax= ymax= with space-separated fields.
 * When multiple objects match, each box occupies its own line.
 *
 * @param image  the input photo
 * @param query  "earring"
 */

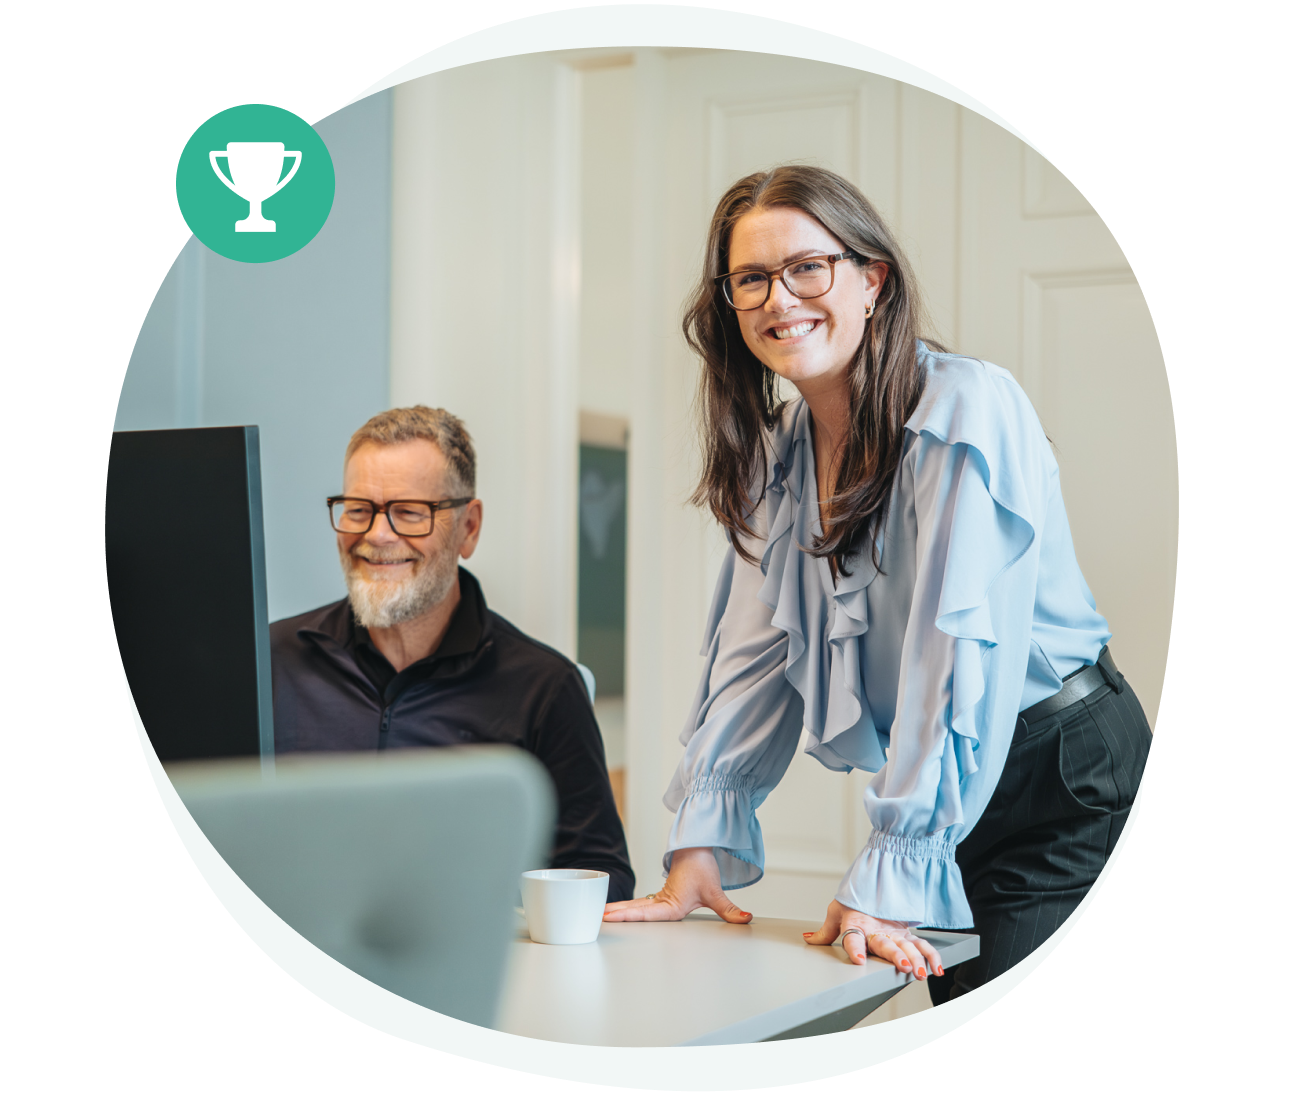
xmin=865 ymin=299 xmax=876 ymax=319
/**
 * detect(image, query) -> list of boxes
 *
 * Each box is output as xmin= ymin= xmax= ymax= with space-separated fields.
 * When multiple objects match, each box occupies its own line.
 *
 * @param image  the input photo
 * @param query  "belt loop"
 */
xmin=1097 ymin=646 xmax=1125 ymax=695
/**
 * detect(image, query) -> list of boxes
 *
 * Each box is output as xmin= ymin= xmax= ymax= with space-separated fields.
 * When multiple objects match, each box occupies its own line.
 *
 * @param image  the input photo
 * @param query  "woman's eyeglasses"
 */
xmin=714 ymin=252 xmax=858 ymax=311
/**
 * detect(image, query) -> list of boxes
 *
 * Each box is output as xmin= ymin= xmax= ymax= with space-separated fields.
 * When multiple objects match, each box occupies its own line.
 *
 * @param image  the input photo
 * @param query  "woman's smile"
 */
xmin=767 ymin=318 xmax=820 ymax=341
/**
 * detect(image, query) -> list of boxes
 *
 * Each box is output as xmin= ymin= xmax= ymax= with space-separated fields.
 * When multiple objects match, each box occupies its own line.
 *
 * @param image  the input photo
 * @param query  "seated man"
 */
xmin=270 ymin=406 xmax=634 ymax=901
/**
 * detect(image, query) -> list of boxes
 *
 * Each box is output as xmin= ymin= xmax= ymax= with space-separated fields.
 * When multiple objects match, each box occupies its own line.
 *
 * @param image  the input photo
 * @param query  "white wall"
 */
xmin=578 ymin=59 xmax=635 ymax=422
xmin=389 ymin=57 xmax=580 ymax=659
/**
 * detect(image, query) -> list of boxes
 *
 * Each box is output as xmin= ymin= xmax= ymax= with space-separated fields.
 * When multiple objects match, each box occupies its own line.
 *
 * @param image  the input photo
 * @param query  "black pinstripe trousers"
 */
xmin=926 ymin=664 xmax=1152 ymax=1005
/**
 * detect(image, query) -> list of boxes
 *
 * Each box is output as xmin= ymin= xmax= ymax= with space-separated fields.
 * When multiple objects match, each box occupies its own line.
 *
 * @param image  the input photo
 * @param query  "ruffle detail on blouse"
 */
xmin=751 ymin=350 xmax=1043 ymax=782
xmin=663 ymin=776 xmax=765 ymax=889
xmin=907 ymin=351 xmax=1044 ymax=789
xmin=835 ymin=830 xmax=974 ymax=929
xmin=756 ymin=401 xmax=886 ymax=774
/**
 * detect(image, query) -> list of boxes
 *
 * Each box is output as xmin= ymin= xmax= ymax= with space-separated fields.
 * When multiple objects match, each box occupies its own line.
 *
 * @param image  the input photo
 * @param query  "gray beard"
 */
xmin=341 ymin=544 xmax=459 ymax=630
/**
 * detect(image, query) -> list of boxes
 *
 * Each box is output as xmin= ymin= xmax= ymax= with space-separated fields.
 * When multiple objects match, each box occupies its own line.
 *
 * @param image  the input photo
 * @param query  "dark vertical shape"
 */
xmin=577 ymin=444 xmax=628 ymax=695
xmin=106 ymin=426 xmax=273 ymax=762
xmin=242 ymin=427 xmax=275 ymax=764
xmin=0 ymin=179 xmax=134 ymax=987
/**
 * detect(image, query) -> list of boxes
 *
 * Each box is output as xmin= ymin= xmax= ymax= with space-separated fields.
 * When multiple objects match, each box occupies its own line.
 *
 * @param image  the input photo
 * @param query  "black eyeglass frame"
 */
xmin=326 ymin=495 xmax=474 ymax=537
xmin=713 ymin=251 xmax=861 ymax=311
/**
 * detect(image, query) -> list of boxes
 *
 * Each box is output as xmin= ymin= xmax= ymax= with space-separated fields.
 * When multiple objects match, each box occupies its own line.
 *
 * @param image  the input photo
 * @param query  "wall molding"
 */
xmin=706 ymin=88 xmax=862 ymax=201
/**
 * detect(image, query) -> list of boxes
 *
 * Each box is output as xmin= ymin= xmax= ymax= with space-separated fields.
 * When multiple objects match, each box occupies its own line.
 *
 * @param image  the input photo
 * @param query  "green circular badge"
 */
xmin=176 ymin=104 xmax=335 ymax=263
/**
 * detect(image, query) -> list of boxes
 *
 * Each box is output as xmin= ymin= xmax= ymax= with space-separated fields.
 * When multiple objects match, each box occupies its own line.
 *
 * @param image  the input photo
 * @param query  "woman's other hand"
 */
xmin=803 ymin=899 xmax=944 ymax=977
xmin=602 ymin=847 xmax=753 ymax=924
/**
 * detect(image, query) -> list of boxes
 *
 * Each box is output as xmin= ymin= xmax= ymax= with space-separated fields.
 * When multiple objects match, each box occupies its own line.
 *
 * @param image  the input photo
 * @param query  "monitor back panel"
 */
xmin=106 ymin=426 xmax=273 ymax=762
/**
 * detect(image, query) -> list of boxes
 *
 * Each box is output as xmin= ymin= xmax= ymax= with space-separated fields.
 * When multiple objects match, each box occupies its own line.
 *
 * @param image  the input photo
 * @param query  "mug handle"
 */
xmin=266 ymin=151 xmax=302 ymax=198
xmin=208 ymin=151 xmax=241 ymax=194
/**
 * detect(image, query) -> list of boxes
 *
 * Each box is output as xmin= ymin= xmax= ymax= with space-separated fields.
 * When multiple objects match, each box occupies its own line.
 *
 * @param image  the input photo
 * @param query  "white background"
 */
xmin=5 ymin=15 xmax=1294 ymax=1081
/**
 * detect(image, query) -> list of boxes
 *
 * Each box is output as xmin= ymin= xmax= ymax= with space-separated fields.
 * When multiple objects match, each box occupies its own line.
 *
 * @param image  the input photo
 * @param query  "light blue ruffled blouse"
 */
xmin=663 ymin=348 xmax=1111 ymax=930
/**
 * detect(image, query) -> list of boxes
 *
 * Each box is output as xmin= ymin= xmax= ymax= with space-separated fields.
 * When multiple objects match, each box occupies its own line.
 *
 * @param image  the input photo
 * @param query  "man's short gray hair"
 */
xmin=345 ymin=406 xmax=476 ymax=496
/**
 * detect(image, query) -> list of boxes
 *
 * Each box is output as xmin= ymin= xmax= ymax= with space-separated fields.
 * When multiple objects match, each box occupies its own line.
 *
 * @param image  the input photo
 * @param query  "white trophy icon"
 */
xmin=209 ymin=142 xmax=302 ymax=232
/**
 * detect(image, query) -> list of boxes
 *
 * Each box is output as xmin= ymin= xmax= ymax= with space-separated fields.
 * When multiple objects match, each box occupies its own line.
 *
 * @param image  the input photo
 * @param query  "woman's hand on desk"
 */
xmin=602 ymin=846 xmax=753 ymax=924
xmin=803 ymin=900 xmax=945 ymax=978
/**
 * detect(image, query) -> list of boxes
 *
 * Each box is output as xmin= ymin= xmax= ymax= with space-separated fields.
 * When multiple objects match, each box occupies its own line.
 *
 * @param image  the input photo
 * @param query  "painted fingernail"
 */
xmin=899 ymin=961 xmax=910 ymax=969
xmin=803 ymin=932 xmax=812 ymax=937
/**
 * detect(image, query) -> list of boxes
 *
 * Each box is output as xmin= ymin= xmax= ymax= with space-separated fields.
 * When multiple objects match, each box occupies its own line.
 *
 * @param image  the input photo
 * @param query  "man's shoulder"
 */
xmin=270 ymin=598 xmax=350 ymax=651
xmin=486 ymin=610 xmax=578 ymax=669
xmin=484 ymin=610 xmax=584 ymax=689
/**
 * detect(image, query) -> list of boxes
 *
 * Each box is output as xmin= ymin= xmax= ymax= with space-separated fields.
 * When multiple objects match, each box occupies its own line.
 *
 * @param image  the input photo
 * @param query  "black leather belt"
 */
xmin=1018 ymin=646 xmax=1122 ymax=725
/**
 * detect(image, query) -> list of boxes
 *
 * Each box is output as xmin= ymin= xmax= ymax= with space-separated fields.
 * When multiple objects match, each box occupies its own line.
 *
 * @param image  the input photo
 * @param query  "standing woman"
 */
xmin=603 ymin=165 xmax=1152 ymax=1003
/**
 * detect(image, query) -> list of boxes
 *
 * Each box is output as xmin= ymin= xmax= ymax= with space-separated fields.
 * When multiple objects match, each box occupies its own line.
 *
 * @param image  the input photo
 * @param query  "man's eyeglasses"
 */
xmin=327 ymin=496 xmax=473 ymax=538
xmin=714 ymin=252 xmax=859 ymax=311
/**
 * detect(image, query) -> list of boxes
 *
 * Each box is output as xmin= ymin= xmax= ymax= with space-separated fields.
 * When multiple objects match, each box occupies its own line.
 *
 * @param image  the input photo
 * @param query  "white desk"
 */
xmin=495 ymin=911 xmax=978 ymax=1046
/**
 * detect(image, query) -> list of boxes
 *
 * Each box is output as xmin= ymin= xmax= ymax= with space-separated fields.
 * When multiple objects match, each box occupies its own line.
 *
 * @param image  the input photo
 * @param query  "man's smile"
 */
xmin=352 ymin=549 xmax=422 ymax=573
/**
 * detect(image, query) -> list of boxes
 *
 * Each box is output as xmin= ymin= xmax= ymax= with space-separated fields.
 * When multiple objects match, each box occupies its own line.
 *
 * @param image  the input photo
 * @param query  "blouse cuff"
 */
xmin=663 ymin=775 xmax=764 ymax=890
xmin=834 ymin=831 xmax=974 ymax=929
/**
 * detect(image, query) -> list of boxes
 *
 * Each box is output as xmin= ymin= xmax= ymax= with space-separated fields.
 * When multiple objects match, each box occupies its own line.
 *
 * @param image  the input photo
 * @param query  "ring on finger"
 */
xmin=840 ymin=928 xmax=867 ymax=947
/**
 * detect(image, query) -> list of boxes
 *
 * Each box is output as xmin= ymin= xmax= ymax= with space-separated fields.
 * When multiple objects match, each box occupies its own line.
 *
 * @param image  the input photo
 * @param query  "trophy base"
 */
xmin=235 ymin=216 xmax=277 ymax=233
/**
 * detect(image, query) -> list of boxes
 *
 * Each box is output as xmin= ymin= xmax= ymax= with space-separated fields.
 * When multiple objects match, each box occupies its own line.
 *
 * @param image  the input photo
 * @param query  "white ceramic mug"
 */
xmin=520 ymin=869 xmax=609 ymax=945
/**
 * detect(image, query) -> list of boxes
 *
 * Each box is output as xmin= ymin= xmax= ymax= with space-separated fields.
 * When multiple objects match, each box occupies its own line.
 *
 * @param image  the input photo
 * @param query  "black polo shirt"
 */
xmin=269 ymin=568 xmax=634 ymax=901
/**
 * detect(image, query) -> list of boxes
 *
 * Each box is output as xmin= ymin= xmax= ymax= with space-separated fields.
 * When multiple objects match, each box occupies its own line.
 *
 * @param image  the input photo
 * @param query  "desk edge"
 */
xmin=677 ymin=932 xmax=979 ymax=1046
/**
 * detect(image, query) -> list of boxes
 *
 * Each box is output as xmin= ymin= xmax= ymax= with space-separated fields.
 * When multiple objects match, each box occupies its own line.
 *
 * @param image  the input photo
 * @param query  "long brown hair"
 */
xmin=685 ymin=165 xmax=933 ymax=572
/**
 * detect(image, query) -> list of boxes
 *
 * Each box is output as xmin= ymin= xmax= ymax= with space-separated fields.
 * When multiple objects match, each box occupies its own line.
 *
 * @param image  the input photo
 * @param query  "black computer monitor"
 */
xmin=106 ymin=426 xmax=273 ymax=762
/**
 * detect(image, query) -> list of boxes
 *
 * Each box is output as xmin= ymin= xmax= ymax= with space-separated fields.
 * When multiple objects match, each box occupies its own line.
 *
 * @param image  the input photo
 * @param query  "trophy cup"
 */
xmin=209 ymin=142 xmax=303 ymax=232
